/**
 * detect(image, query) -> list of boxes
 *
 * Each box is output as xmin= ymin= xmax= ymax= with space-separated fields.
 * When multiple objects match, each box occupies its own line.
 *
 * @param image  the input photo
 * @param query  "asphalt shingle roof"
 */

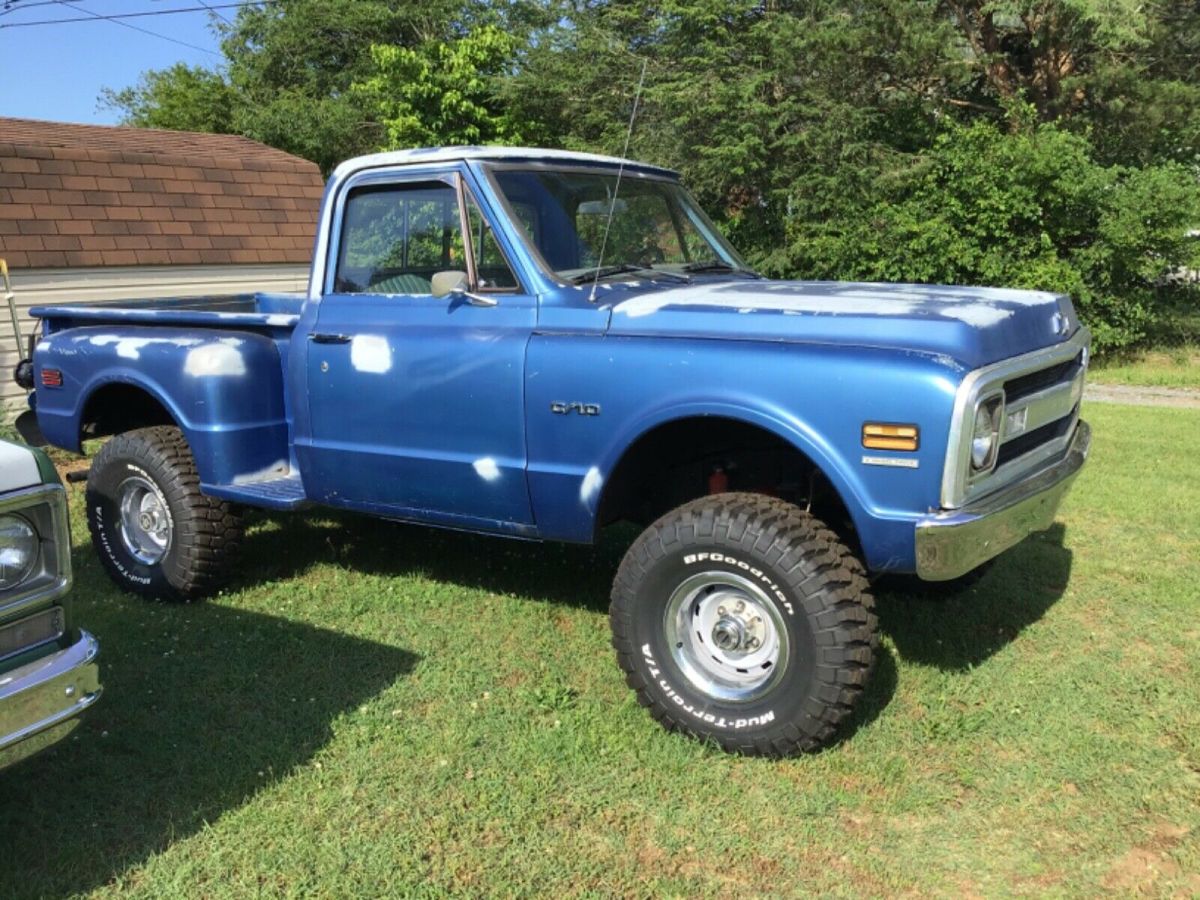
xmin=0 ymin=117 xmax=325 ymax=269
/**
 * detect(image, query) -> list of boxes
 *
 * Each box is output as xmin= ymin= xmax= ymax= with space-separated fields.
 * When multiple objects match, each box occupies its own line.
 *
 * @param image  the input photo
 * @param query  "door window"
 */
xmin=334 ymin=180 xmax=467 ymax=295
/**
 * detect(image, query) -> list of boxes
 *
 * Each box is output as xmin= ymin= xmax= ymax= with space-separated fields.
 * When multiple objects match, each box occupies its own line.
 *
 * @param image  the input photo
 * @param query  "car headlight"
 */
xmin=0 ymin=514 xmax=40 ymax=590
xmin=970 ymin=396 xmax=1004 ymax=473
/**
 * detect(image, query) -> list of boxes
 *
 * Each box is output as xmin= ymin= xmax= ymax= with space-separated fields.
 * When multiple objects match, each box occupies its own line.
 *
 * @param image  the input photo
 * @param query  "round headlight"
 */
xmin=0 ymin=515 xmax=39 ymax=590
xmin=970 ymin=399 xmax=1002 ymax=472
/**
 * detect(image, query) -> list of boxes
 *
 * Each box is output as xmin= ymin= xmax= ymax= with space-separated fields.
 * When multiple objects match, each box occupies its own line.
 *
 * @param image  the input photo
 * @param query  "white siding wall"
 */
xmin=1 ymin=263 xmax=309 ymax=421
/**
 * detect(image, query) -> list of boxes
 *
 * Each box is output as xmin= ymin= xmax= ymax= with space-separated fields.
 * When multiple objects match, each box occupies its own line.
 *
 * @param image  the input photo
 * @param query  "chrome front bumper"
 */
xmin=0 ymin=630 xmax=101 ymax=769
xmin=915 ymin=420 xmax=1091 ymax=581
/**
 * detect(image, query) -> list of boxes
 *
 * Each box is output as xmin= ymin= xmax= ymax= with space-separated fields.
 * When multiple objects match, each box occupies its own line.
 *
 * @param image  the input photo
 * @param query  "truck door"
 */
xmin=300 ymin=168 xmax=536 ymax=528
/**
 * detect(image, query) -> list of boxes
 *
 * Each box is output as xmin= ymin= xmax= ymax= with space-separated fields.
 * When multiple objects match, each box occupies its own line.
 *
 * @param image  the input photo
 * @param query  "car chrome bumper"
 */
xmin=0 ymin=630 xmax=101 ymax=769
xmin=915 ymin=420 xmax=1091 ymax=581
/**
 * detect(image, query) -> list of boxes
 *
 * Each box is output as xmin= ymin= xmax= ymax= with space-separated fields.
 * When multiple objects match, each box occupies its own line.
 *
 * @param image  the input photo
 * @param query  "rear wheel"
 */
xmin=86 ymin=426 xmax=242 ymax=601
xmin=610 ymin=493 xmax=878 ymax=756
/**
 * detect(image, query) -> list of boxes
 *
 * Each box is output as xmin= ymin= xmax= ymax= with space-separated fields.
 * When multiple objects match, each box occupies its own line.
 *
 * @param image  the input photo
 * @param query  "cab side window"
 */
xmin=335 ymin=181 xmax=466 ymax=295
xmin=464 ymin=193 xmax=519 ymax=290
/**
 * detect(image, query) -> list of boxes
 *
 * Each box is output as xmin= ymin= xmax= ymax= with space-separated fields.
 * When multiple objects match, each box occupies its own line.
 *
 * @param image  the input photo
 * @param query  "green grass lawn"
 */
xmin=1091 ymin=347 xmax=1200 ymax=390
xmin=1 ymin=403 xmax=1197 ymax=897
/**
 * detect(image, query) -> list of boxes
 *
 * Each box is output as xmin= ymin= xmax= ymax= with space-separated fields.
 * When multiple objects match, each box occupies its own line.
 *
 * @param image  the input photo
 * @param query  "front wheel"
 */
xmin=610 ymin=493 xmax=878 ymax=756
xmin=86 ymin=426 xmax=243 ymax=601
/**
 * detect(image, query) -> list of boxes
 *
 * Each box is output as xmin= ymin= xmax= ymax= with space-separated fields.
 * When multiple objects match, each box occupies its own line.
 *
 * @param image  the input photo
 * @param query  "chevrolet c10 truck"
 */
xmin=18 ymin=147 xmax=1090 ymax=755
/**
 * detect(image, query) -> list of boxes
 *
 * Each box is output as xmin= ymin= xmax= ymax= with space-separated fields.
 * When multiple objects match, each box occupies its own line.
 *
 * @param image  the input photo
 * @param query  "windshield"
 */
xmin=487 ymin=167 xmax=752 ymax=283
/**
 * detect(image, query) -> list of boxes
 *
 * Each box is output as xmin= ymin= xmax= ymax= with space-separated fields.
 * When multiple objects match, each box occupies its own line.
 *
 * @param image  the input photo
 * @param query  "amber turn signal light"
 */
xmin=862 ymin=423 xmax=919 ymax=452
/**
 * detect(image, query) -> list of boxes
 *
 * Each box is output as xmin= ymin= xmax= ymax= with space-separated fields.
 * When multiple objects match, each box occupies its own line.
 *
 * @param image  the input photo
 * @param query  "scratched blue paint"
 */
xmin=27 ymin=148 xmax=1082 ymax=573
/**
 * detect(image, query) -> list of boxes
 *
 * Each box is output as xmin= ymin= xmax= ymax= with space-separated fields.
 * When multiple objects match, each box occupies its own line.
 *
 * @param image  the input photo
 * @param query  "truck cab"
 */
xmin=22 ymin=147 xmax=1090 ymax=756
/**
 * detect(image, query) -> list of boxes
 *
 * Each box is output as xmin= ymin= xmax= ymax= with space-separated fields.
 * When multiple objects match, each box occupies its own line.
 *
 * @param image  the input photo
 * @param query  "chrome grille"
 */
xmin=996 ymin=405 xmax=1077 ymax=468
xmin=1004 ymin=352 xmax=1084 ymax=403
xmin=999 ymin=356 xmax=1084 ymax=445
xmin=941 ymin=330 xmax=1090 ymax=509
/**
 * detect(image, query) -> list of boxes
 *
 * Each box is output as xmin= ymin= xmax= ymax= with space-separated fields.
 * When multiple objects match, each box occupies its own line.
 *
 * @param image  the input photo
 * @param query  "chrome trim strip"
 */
xmin=0 ymin=484 xmax=72 ymax=623
xmin=918 ymin=419 xmax=1090 ymax=580
xmin=0 ymin=630 xmax=101 ymax=768
xmin=862 ymin=455 xmax=919 ymax=469
xmin=941 ymin=328 xmax=1090 ymax=508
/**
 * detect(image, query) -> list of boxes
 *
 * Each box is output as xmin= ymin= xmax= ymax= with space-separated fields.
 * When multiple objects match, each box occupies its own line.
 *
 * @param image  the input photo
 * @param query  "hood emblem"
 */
xmin=1051 ymin=312 xmax=1070 ymax=336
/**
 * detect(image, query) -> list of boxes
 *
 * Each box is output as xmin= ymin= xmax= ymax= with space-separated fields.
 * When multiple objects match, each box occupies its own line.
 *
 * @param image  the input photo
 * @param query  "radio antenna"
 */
xmin=588 ymin=56 xmax=649 ymax=304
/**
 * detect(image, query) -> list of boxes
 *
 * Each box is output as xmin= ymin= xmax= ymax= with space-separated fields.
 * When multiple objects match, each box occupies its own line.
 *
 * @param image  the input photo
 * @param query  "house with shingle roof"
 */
xmin=0 ymin=116 xmax=325 ymax=418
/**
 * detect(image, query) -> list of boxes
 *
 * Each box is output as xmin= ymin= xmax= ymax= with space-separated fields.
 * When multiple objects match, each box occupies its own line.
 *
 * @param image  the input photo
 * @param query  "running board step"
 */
xmin=203 ymin=473 xmax=309 ymax=510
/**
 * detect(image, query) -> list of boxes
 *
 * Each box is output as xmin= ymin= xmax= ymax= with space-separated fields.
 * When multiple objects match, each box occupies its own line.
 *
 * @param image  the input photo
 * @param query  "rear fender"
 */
xmin=34 ymin=327 xmax=290 ymax=487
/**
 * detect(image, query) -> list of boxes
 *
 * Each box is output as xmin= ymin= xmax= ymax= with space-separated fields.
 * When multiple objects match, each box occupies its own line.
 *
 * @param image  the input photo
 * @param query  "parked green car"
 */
xmin=0 ymin=437 xmax=100 ymax=769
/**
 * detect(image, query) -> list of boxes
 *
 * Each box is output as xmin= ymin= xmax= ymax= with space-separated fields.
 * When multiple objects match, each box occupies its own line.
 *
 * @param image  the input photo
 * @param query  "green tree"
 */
xmin=351 ymin=25 xmax=519 ymax=149
xmin=937 ymin=1 xmax=1200 ymax=164
xmin=216 ymin=0 xmax=451 ymax=171
xmin=789 ymin=118 xmax=1200 ymax=349
xmin=100 ymin=64 xmax=235 ymax=134
xmin=103 ymin=0 xmax=533 ymax=172
xmin=502 ymin=1 xmax=965 ymax=256
xmin=504 ymin=0 xmax=1200 ymax=349
xmin=105 ymin=0 xmax=1200 ymax=350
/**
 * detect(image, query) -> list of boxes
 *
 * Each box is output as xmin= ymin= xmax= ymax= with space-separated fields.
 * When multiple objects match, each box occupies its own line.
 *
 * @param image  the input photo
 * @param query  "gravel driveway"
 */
xmin=1085 ymin=383 xmax=1200 ymax=409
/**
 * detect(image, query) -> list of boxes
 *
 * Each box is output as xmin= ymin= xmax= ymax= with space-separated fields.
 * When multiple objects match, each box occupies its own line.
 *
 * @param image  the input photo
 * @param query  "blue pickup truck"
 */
xmin=20 ymin=147 xmax=1090 ymax=755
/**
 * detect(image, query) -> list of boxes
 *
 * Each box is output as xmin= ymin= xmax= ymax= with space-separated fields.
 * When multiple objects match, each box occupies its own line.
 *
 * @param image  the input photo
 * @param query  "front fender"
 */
xmin=34 ymin=327 xmax=289 ymax=486
xmin=600 ymin=397 xmax=871 ymax=527
xmin=525 ymin=334 xmax=964 ymax=572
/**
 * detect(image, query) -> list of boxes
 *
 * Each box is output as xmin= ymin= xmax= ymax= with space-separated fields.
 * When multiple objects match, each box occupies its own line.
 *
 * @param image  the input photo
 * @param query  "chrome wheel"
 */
xmin=117 ymin=475 xmax=172 ymax=565
xmin=664 ymin=570 xmax=789 ymax=703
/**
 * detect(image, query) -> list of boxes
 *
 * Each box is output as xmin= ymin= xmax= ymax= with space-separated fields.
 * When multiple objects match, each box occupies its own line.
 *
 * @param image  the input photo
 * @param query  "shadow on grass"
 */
xmin=873 ymin=523 xmax=1073 ymax=671
xmin=230 ymin=512 xmax=902 ymax=743
xmin=224 ymin=512 xmax=1071 ymax=744
xmin=232 ymin=512 xmax=1071 ymax=674
xmin=230 ymin=511 xmax=634 ymax=615
xmin=0 ymin=594 xmax=417 ymax=899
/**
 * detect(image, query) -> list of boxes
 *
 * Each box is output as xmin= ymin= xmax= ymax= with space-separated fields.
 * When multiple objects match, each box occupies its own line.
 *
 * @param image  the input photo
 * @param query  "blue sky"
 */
xmin=0 ymin=0 xmax=223 ymax=125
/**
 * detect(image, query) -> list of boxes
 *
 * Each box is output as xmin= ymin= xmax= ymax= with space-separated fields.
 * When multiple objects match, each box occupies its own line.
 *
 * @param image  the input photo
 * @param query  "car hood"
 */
xmin=603 ymin=280 xmax=1081 ymax=370
xmin=0 ymin=439 xmax=45 ymax=493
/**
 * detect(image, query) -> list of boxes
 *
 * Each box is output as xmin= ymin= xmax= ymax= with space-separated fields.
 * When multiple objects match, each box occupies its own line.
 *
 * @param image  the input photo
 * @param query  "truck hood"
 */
xmin=604 ymin=280 xmax=1080 ymax=369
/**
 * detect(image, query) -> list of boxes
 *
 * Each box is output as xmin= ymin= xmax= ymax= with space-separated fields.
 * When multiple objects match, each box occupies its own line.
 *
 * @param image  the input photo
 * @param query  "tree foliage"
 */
xmin=790 ymin=117 xmax=1200 ymax=349
xmin=100 ymin=64 xmax=235 ymax=135
xmin=351 ymin=25 xmax=519 ymax=150
xmin=217 ymin=0 xmax=466 ymax=171
xmin=104 ymin=0 xmax=1200 ymax=351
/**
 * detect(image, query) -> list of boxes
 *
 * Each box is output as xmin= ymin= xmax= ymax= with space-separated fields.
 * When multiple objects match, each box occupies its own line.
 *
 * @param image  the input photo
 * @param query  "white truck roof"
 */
xmin=331 ymin=146 xmax=679 ymax=180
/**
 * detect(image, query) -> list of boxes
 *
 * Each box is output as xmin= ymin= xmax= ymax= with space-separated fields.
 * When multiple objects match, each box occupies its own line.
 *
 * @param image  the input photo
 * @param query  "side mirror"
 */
xmin=431 ymin=270 xmax=498 ymax=307
xmin=431 ymin=270 xmax=469 ymax=298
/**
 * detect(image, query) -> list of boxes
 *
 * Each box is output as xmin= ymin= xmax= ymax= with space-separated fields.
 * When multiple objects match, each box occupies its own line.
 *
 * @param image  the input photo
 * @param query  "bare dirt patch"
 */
xmin=1085 ymin=384 xmax=1200 ymax=409
xmin=1101 ymin=823 xmax=1191 ymax=893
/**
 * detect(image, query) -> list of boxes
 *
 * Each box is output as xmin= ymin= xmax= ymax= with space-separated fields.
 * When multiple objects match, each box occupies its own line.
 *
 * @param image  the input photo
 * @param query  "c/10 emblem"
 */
xmin=550 ymin=401 xmax=601 ymax=416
